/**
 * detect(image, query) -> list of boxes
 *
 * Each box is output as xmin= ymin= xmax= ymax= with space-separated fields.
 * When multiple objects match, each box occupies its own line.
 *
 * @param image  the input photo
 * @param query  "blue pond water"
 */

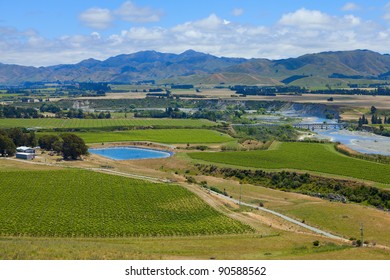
xmin=89 ymin=146 xmax=172 ymax=160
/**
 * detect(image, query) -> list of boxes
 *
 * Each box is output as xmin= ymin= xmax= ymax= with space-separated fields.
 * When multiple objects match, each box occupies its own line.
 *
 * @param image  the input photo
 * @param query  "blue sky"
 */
xmin=1 ymin=1 xmax=390 ymax=66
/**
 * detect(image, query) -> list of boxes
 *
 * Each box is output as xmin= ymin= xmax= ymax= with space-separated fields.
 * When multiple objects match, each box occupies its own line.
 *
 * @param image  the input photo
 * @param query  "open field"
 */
xmin=237 ymin=94 xmax=390 ymax=109
xmin=189 ymin=142 xmax=390 ymax=184
xmin=38 ymin=129 xmax=233 ymax=144
xmin=1 ymin=234 xmax=389 ymax=260
xmin=0 ymin=118 xmax=215 ymax=129
xmin=195 ymin=175 xmax=390 ymax=247
xmin=71 ymin=91 xmax=390 ymax=109
xmin=0 ymin=169 xmax=251 ymax=237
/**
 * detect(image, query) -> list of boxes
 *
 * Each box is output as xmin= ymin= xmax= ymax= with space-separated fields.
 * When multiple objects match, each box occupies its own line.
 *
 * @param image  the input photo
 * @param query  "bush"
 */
xmin=186 ymin=176 xmax=197 ymax=184
xmin=313 ymin=240 xmax=320 ymax=247
xmin=0 ymin=135 xmax=16 ymax=157
xmin=60 ymin=133 xmax=88 ymax=160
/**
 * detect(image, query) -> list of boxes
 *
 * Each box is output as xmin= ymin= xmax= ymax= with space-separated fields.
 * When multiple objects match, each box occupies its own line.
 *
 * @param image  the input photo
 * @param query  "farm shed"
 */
xmin=16 ymin=152 xmax=35 ymax=160
xmin=15 ymin=146 xmax=35 ymax=160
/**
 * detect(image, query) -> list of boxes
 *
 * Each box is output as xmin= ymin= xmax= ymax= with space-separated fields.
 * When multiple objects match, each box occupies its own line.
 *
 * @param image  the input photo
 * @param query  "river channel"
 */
xmin=300 ymin=116 xmax=390 ymax=156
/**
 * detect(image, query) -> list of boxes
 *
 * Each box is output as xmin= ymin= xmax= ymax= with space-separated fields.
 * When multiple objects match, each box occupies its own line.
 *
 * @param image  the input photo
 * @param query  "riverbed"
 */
xmin=314 ymin=129 xmax=390 ymax=156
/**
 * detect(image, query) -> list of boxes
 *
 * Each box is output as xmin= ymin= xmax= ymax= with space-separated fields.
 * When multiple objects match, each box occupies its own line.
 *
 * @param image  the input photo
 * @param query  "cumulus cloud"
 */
xmin=278 ymin=8 xmax=333 ymax=29
xmin=384 ymin=2 xmax=390 ymax=21
xmin=79 ymin=8 xmax=113 ymax=29
xmin=79 ymin=1 xmax=162 ymax=29
xmin=232 ymin=8 xmax=244 ymax=17
xmin=342 ymin=2 xmax=360 ymax=11
xmin=1 ymin=9 xmax=390 ymax=66
xmin=115 ymin=1 xmax=163 ymax=23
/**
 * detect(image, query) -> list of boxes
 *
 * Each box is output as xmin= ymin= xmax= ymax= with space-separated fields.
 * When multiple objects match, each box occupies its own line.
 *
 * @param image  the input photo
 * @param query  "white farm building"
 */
xmin=16 ymin=146 xmax=36 ymax=160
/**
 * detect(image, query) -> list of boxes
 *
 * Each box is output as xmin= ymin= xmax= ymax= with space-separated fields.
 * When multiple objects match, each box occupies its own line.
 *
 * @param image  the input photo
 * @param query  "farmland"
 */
xmin=189 ymin=142 xmax=390 ymax=184
xmin=0 ymin=118 xmax=215 ymax=129
xmin=197 ymin=176 xmax=390 ymax=247
xmin=37 ymin=129 xmax=233 ymax=144
xmin=0 ymin=169 xmax=252 ymax=237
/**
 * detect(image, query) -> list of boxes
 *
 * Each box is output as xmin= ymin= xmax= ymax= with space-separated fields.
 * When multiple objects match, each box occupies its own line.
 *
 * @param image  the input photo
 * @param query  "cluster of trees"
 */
xmin=234 ymin=125 xmax=298 ymax=141
xmin=358 ymin=115 xmax=369 ymax=127
xmin=65 ymin=82 xmax=110 ymax=97
xmin=0 ymin=128 xmax=37 ymax=156
xmin=55 ymin=109 xmax=111 ymax=119
xmin=311 ymin=88 xmax=390 ymax=96
xmin=195 ymin=164 xmax=390 ymax=210
xmin=230 ymin=85 xmax=304 ymax=96
xmin=0 ymin=127 xmax=87 ymax=160
xmin=358 ymin=109 xmax=390 ymax=127
xmin=0 ymin=104 xmax=111 ymax=119
xmin=39 ymin=133 xmax=88 ymax=160
xmin=371 ymin=115 xmax=383 ymax=124
xmin=133 ymin=107 xmax=247 ymax=122
xmin=0 ymin=105 xmax=42 ymax=118
xmin=39 ymin=103 xmax=62 ymax=113
xmin=134 ymin=107 xmax=186 ymax=119
xmin=171 ymin=84 xmax=194 ymax=89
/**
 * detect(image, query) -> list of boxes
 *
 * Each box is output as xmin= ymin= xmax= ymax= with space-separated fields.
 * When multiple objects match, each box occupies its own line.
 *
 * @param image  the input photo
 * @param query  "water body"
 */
xmin=297 ymin=117 xmax=390 ymax=155
xmin=314 ymin=129 xmax=390 ymax=156
xmin=89 ymin=146 xmax=173 ymax=160
xmin=283 ymin=112 xmax=390 ymax=155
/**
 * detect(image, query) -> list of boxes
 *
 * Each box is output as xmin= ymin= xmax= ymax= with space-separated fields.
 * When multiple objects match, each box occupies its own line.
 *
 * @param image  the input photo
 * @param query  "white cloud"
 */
xmin=115 ymin=1 xmax=163 ymax=23
xmin=278 ymin=8 xmax=332 ymax=28
xmin=79 ymin=1 xmax=162 ymax=30
xmin=342 ymin=2 xmax=360 ymax=11
xmin=384 ymin=2 xmax=390 ymax=21
xmin=1 ymin=10 xmax=390 ymax=66
xmin=232 ymin=8 xmax=244 ymax=17
xmin=79 ymin=8 xmax=113 ymax=29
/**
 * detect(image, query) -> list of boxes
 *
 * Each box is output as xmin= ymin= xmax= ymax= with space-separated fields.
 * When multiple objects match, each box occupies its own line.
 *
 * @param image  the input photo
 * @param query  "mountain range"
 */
xmin=1 ymin=49 xmax=390 ymax=86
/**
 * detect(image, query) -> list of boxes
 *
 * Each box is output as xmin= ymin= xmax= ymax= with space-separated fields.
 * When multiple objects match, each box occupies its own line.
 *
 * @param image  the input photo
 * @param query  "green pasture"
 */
xmin=189 ymin=142 xmax=390 ymax=184
xmin=0 ymin=118 xmax=215 ymax=129
xmin=0 ymin=170 xmax=251 ymax=237
xmin=38 ymin=129 xmax=232 ymax=144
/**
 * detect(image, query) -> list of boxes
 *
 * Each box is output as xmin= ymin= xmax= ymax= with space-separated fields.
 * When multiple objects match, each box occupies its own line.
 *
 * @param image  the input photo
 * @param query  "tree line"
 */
xmin=0 ymin=105 xmax=111 ymax=119
xmin=0 ymin=128 xmax=87 ymax=160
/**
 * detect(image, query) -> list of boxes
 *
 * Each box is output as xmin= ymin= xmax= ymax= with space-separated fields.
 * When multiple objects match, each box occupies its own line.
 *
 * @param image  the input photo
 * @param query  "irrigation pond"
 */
xmin=89 ymin=146 xmax=173 ymax=160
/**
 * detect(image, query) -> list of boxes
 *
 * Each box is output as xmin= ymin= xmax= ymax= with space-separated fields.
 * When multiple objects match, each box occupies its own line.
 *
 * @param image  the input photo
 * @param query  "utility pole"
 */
xmin=360 ymin=223 xmax=364 ymax=246
xmin=239 ymin=183 xmax=242 ymax=206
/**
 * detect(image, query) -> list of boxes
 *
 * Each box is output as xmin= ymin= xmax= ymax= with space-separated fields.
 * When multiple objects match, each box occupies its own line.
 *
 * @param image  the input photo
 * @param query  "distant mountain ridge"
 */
xmin=1 ymin=49 xmax=390 ymax=85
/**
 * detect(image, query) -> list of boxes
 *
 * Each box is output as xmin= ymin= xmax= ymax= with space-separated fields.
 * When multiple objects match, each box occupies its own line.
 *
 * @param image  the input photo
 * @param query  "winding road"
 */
xmin=208 ymin=189 xmax=348 ymax=241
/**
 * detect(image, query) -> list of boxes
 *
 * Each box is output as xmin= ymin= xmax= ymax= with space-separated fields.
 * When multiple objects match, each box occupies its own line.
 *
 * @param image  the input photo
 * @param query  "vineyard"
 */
xmin=0 ymin=170 xmax=252 ymax=237
xmin=189 ymin=142 xmax=390 ymax=184
xmin=38 ymin=129 xmax=233 ymax=144
xmin=0 ymin=118 xmax=215 ymax=129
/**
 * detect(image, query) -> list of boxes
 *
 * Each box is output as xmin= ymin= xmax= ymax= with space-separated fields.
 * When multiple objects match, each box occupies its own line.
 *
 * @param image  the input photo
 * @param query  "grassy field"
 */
xmin=38 ymin=129 xmax=233 ymax=144
xmin=189 ymin=142 xmax=390 ymax=184
xmin=198 ymin=176 xmax=390 ymax=247
xmin=0 ymin=118 xmax=215 ymax=129
xmin=2 ymin=234 xmax=389 ymax=260
xmin=0 ymin=169 xmax=251 ymax=237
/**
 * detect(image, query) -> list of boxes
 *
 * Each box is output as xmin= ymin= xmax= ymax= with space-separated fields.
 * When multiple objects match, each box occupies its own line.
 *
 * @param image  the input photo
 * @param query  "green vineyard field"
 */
xmin=0 ymin=118 xmax=215 ymax=129
xmin=189 ymin=142 xmax=390 ymax=184
xmin=38 ymin=129 xmax=232 ymax=144
xmin=0 ymin=170 xmax=252 ymax=237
